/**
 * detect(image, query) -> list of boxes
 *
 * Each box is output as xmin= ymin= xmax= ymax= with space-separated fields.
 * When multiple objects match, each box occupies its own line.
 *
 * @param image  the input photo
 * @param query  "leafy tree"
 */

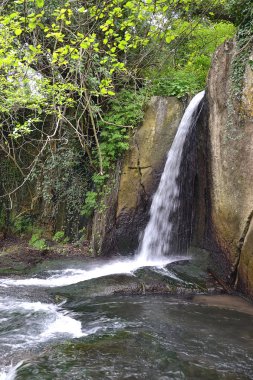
xmin=0 ymin=0 xmax=236 ymax=234
xmin=225 ymin=0 xmax=253 ymax=26
xmin=149 ymin=19 xmax=235 ymax=96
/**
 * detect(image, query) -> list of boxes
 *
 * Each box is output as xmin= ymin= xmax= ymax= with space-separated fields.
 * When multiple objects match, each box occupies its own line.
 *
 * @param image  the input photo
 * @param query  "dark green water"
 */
xmin=22 ymin=296 xmax=253 ymax=380
xmin=0 ymin=260 xmax=253 ymax=379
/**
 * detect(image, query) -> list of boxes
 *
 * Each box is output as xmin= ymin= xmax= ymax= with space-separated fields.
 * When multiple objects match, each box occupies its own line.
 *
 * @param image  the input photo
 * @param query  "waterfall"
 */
xmin=138 ymin=91 xmax=205 ymax=260
xmin=0 ymin=91 xmax=205 ymax=293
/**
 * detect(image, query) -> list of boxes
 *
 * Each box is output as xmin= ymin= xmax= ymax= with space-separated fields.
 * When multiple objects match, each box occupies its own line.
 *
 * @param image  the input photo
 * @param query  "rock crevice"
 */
xmin=135 ymin=137 xmax=149 ymax=201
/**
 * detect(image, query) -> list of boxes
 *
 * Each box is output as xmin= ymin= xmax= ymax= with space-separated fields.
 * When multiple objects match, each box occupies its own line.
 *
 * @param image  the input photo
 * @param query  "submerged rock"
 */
xmin=49 ymin=257 xmax=221 ymax=304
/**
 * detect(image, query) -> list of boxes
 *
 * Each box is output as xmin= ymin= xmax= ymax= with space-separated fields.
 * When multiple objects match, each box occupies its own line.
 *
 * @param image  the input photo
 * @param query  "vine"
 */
xmin=230 ymin=0 xmax=253 ymax=99
xmin=231 ymin=25 xmax=253 ymax=99
xmin=224 ymin=0 xmax=253 ymax=140
xmin=81 ymin=88 xmax=148 ymax=218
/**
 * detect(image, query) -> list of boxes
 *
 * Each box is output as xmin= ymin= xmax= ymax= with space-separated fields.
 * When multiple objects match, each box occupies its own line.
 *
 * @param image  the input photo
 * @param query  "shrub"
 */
xmin=29 ymin=229 xmax=47 ymax=250
xmin=52 ymin=230 xmax=69 ymax=244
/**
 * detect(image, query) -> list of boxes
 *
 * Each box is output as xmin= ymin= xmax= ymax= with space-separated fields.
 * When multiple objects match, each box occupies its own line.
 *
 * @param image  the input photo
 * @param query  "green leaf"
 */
xmin=36 ymin=0 xmax=44 ymax=8
xmin=14 ymin=28 xmax=22 ymax=36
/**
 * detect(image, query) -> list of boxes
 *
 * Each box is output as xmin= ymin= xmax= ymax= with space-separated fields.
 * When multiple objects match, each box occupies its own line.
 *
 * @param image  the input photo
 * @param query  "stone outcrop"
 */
xmin=92 ymin=39 xmax=253 ymax=299
xmin=92 ymin=97 xmax=184 ymax=255
xmin=199 ymin=40 xmax=253 ymax=297
xmin=114 ymin=97 xmax=184 ymax=253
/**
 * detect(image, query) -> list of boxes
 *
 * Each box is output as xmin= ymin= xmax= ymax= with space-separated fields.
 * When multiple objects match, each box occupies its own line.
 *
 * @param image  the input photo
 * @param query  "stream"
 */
xmin=1 ymin=257 xmax=253 ymax=380
xmin=1 ymin=92 xmax=252 ymax=379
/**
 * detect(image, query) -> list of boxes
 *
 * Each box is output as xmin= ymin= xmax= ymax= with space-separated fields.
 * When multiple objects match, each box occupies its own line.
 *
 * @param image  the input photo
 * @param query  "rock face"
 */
xmin=96 ymin=97 xmax=184 ymax=255
xmin=93 ymin=41 xmax=253 ymax=299
xmin=201 ymin=40 xmax=253 ymax=297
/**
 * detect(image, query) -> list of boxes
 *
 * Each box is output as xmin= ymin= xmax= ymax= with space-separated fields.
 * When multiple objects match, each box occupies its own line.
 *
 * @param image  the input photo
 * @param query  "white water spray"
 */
xmin=0 ymin=257 xmax=176 ymax=288
xmin=0 ymin=362 xmax=23 ymax=380
xmin=138 ymin=91 xmax=205 ymax=260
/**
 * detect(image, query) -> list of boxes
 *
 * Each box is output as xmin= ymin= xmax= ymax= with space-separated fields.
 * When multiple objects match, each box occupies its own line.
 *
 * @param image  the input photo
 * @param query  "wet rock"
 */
xmin=114 ymin=97 xmax=184 ymax=254
xmin=50 ymin=259 xmax=214 ymax=304
xmin=193 ymin=294 xmax=253 ymax=316
xmin=197 ymin=41 xmax=253 ymax=297
xmin=91 ymin=97 xmax=184 ymax=255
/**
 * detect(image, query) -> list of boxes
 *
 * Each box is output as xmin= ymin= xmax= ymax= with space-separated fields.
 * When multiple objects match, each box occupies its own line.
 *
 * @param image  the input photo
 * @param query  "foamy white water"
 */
xmin=0 ymin=256 xmax=180 ymax=288
xmin=41 ymin=313 xmax=83 ymax=339
xmin=0 ymin=294 xmax=129 ymax=378
xmin=0 ymin=297 xmax=85 ymax=347
xmin=138 ymin=91 xmax=205 ymax=260
xmin=0 ymin=297 xmax=87 ymax=377
xmin=0 ymin=362 xmax=23 ymax=380
xmin=0 ymin=258 xmax=185 ymax=377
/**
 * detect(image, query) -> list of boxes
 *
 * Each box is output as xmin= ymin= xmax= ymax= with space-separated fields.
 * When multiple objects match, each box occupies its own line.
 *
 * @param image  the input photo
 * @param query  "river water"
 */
xmin=1 ymin=91 xmax=252 ymax=379
xmin=0 ymin=258 xmax=253 ymax=380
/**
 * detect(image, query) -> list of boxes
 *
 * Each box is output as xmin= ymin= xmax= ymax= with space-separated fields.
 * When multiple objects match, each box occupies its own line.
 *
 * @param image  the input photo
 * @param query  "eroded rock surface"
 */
xmin=204 ymin=40 xmax=253 ymax=297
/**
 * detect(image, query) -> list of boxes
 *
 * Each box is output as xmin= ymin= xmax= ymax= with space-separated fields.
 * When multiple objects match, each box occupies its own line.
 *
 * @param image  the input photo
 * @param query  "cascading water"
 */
xmin=0 ymin=91 xmax=205 ymax=293
xmin=138 ymin=90 xmax=205 ymax=260
xmin=0 ymin=90 xmax=204 ymax=378
xmin=2 ymin=90 xmax=253 ymax=380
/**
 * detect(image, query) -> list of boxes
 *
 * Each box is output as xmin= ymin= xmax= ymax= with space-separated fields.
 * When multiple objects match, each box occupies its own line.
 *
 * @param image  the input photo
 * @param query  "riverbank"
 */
xmin=0 ymin=237 xmax=91 ymax=276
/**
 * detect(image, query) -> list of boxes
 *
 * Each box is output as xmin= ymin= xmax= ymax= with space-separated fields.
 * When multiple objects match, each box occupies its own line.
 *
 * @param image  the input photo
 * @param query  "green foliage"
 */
xmin=149 ymin=21 xmax=235 ymax=98
xmin=0 ymin=0 xmax=235 ymax=141
xmin=0 ymin=0 xmax=178 ymax=134
xmin=36 ymin=0 xmax=44 ymax=8
xmin=13 ymin=216 xmax=33 ymax=234
xmin=226 ymin=0 xmax=253 ymax=26
xmin=81 ymin=191 xmax=98 ymax=218
xmin=0 ymin=0 xmax=238 ymax=242
xmin=29 ymin=230 xmax=47 ymax=250
xmin=104 ymin=90 xmax=148 ymax=127
xmin=99 ymin=89 xmax=147 ymax=169
xmin=82 ymin=88 xmax=148 ymax=216
xmin=52 ymin=230 xmax=64 ymax=242
xmin=52 ymin=230 xmax=69 ymax=244
xmin=33 ymin=143 xmax=88 ymax=239
xmin=152 ymin=71 xmax=201 ymax=98
xmin=0 ymin=208 xmax=5 ymax=230
xmin=230 ymin=1 xmax=253 ymax=99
